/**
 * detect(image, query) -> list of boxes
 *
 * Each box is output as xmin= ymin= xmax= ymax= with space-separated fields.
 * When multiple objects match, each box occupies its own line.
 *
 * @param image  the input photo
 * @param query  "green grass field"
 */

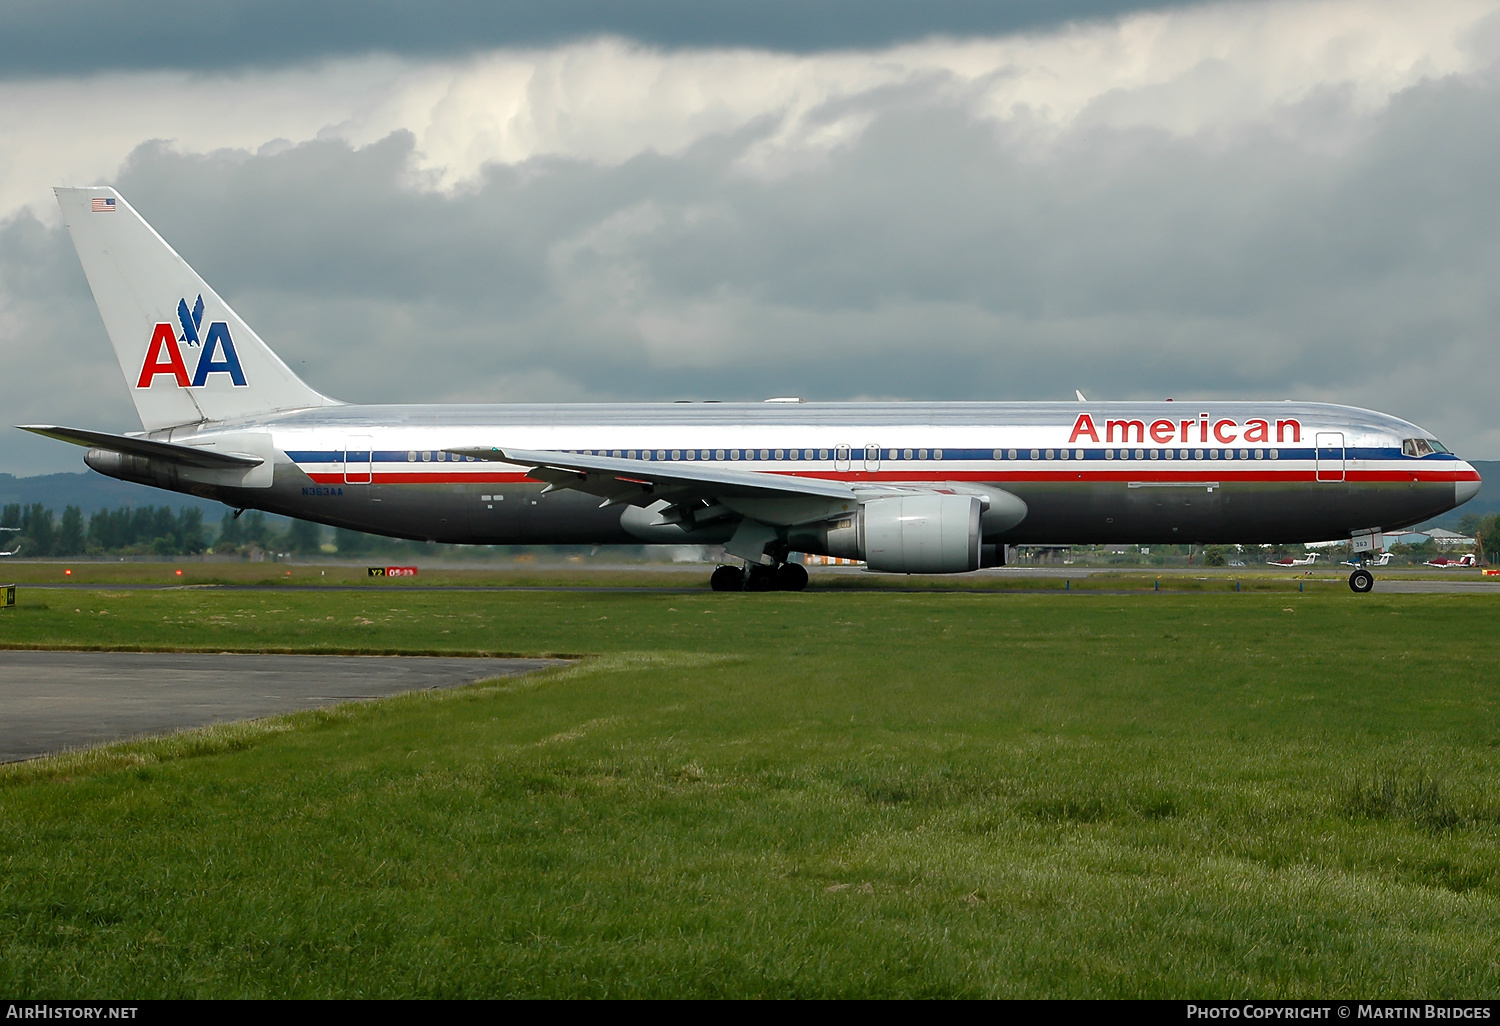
xmin=2 ymin=583 xmax=1499 ymax=997
xmin=0 ymin=555 xmax=1484 ymax=591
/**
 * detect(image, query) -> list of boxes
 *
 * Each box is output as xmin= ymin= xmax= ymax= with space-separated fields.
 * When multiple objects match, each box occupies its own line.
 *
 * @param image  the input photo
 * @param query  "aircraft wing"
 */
xmin=18 ymin=425 xmax=265 ymax=469
xmin=447 ymin=445 xmax=905 ymax=526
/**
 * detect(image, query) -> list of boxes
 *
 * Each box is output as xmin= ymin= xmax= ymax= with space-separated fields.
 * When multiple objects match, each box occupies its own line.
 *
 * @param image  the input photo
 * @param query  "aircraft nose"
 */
xmin=1456 ymin=464 xmax=1481 ymax=506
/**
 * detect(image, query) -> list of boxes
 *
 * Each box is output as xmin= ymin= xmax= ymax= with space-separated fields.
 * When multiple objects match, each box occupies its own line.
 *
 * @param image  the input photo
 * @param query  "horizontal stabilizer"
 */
xmin=18 ymin=425 xmax=264 ymax=469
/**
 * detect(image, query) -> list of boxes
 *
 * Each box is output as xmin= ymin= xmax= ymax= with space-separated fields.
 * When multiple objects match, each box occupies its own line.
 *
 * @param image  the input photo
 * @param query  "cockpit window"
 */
xmin=1402 ymin=438 xmax=1447 ymax=457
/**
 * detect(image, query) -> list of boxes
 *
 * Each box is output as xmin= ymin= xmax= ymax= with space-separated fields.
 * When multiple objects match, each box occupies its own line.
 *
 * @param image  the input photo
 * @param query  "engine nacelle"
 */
xmin=854 ymin=493 xmax=983 ymax=574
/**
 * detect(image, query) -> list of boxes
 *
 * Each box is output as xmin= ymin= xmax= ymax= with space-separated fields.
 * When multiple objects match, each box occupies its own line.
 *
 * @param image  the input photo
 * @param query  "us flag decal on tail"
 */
xmin=91 ymin=198 xmax=116 ymax=212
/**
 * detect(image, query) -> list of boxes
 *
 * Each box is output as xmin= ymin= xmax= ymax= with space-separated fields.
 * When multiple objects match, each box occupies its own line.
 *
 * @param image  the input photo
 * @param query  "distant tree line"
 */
xmin=1458 ymin=513 xmax=1500 ymax=563
xmin=2 ymin=502 xmax=208 ymax=557
xmin=0 ymin=501 xmax=484 ymax=559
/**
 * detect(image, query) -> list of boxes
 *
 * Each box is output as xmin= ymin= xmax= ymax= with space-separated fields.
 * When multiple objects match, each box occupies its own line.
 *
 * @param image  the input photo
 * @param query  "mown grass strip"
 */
xmin=1 ymin=589 xmax=1497 ymax=996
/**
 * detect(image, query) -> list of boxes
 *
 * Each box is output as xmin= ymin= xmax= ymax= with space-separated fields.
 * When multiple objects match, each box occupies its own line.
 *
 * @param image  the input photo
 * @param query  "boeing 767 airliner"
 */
xmin=22 ymin=187 xmax=1481 ymax=592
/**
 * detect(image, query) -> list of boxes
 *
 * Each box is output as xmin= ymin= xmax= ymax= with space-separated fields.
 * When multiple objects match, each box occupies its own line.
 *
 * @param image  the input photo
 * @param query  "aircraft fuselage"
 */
xmin=86 ymin=399 xmax=1479 ymax=550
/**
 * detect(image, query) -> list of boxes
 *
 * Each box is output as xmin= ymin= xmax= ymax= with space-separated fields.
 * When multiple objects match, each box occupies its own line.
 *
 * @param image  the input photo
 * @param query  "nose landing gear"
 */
xmin=1348 ymin=567 xmax=1374 ymax=593
xmin=709 ymin=562 xmax=809 ymax=592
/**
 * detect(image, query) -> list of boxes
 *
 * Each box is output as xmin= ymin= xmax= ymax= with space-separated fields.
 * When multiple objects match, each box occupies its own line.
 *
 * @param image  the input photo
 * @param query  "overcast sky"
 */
xmin=3 ymin=0 xmax=1499 ymax=475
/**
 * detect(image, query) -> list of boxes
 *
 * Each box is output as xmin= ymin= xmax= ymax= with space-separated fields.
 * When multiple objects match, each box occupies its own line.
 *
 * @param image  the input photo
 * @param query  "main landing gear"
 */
xmin=1348 ymin=567 xmax=1374 ymax=593
xmin=710 ymin=562 xmax=809 ymax=592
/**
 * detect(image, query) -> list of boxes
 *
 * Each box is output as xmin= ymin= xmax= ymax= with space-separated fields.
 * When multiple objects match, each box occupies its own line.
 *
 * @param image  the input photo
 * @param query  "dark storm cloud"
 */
xmin=7 ymin=53 xmax=1500 ymax=476
xmin=0 ymin=209 xmax=143 ymax=473
xmin=107 ymin=68 xmax=1500 ymax=403
xmin=1 ymin=0 xmax=1198 ymax=77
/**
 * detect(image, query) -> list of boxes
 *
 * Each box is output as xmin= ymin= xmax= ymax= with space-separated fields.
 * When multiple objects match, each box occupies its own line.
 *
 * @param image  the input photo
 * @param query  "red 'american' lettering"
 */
xmin=1069 ymin=414 xmax=1300 ymax=445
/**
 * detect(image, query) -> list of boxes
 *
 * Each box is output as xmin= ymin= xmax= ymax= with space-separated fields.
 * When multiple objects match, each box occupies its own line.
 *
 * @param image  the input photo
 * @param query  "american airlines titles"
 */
xmin=1069 ymin=413 xmax=1301 ymax=446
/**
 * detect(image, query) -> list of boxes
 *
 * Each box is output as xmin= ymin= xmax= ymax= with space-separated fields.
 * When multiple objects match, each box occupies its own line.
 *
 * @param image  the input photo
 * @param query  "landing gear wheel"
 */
xmin=746 ymin=565 xmax=777 ymax=592
xmin=710 ymin=565 xmax=744 ymax=592
xmin=1349 ymin=568 xmax=1374 ymax=593
xmin=774 ymin=562 xmax=809 ymax=592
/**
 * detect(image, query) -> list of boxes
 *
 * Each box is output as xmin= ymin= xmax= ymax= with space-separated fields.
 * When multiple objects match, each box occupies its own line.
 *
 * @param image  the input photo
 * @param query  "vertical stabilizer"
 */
xmin=54 ymin=186 xmax=338 ymax=431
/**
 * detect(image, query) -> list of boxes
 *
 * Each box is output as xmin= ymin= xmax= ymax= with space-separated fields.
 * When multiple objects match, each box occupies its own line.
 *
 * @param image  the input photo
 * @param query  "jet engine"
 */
xmin=824 ymin=493 xmax=983 ymax=574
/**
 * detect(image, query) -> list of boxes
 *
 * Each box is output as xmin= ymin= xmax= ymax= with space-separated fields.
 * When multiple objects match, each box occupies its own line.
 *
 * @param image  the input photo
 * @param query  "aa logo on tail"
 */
xmin=137 ymin=294 xmax=247 ymax=388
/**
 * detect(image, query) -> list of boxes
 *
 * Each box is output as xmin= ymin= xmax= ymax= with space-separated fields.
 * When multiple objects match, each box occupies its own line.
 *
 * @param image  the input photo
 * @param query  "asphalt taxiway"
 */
xmin=0 ymin=651 xmax=564 ymax=763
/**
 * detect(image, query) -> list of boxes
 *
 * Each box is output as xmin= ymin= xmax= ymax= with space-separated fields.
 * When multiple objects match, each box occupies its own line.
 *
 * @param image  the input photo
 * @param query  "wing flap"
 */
xmin=448 ymin=445 xmax=868 ymax=526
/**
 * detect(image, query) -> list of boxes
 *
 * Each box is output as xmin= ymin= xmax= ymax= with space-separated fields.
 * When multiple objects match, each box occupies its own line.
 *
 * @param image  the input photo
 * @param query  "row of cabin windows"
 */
xmin=997 ymin=447 xmax=1279 ymax=461
xmin=401 ymin=447 xmax=1282 ymax=463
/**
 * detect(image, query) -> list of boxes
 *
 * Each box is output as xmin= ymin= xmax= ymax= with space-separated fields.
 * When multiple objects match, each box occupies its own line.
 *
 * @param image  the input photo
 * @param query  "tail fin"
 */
xmin=54 ymin=187 xmax=337 ymax=431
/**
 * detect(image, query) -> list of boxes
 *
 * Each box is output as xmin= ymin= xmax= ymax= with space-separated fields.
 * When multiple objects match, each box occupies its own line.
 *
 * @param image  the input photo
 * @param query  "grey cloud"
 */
xmin=0 ymin=1 xmax=1201 ymax=77
xmin=4 ymin=61 xmax=1500 ymax=476
xmin=0 ymin=210 xmax=142 ymax=474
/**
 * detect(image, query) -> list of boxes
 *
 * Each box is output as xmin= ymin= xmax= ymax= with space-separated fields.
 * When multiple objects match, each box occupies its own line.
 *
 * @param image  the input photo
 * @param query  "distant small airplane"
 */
xmin=1267 ymin=553 xmax=1318 ymax=567
xmin=1342 ymin=552 xmax=1391 ymax=568
xmin=0 ymin=526 xmax=20 ymax=557
xmin=1424 ymin=553 xmax=1477 ymax=568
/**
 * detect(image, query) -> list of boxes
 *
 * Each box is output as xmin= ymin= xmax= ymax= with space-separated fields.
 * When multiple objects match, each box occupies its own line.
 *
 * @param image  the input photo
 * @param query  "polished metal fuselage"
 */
xmin=93 ymin=400 xmax=1480 ymax=549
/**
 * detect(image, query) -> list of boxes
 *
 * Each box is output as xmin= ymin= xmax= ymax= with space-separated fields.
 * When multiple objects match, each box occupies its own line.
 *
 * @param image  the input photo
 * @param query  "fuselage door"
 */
xmin=864 ymin=444 xmax=881 ymax=474
xmin=1315 ymin=431 xmax=1345 ymax=483
xmin=835 ymin=445 xmax=851 ymax=472
xmin=343 ymin=435 xmax=373 ymax=485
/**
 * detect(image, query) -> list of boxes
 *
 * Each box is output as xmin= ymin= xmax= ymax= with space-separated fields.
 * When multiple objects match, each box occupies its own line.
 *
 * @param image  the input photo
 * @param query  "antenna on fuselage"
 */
xmin=1075 ymin=390 xmax=1088 ymax=402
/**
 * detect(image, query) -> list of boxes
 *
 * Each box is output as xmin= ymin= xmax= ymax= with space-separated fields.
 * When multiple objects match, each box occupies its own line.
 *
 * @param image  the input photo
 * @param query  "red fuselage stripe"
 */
xmin=303 ymin=468 xmax=1477 ymax=486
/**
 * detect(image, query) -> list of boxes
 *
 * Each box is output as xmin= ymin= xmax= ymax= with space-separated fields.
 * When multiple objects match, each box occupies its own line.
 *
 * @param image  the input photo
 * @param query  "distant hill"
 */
xmin=1417 ymin=460 xmax=1500 ymax=531
xmin=0 ymin=471 xmax=278 ymax=523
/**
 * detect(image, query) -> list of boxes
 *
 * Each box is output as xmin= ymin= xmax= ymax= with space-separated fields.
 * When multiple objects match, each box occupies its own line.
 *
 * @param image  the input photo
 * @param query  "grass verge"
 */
xmin=1 ymin=587 xmax=1498 ymax=996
